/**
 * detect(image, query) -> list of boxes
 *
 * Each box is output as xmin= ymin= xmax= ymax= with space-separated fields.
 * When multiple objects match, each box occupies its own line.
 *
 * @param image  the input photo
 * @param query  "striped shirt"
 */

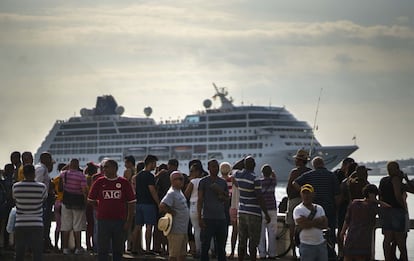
xmin=234 ymin=170 xmax=262 ymax=217
xmin=61 ymin=169 xmax=87 ymax=195
xmin=13 ymin=181 xmax=47 ymax=227
xmin=225 ymin=176 xmax=233 ymax=196
xmin=261 ymin=177 xmax=277 ymax=210
xmin=294 ymin=168 xmax=340 ymax=211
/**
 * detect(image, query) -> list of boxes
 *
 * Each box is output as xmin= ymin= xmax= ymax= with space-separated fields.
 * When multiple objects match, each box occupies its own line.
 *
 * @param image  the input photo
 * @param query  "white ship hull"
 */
xmin=35 ymin=86 xmax=358 ymax=180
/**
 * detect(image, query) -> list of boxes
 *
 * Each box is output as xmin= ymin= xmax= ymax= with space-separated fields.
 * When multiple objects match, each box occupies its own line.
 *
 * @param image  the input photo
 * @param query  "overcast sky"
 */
xmin=0 ymin=0 xmax=413 ymax=166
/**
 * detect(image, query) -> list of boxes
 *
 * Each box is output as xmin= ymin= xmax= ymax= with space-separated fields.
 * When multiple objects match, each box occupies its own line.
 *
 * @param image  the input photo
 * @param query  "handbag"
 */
xmin=62 ymin=171 xmax=85 ymax=209
xmin=294 ymin=204 xmax=317 ymax=246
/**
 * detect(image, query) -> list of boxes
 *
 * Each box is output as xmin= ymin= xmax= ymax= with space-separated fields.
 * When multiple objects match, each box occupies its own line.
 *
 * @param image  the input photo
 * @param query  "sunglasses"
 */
xmin=173 ymin=177 xmax=184 ymax=181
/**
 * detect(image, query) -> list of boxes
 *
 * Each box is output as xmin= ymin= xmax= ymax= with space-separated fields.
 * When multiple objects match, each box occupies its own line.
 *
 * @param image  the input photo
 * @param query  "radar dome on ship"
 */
xmin=203 ymin=99 xmax=212 ymax=109
xmin=144 ymin=107 xmax=153 ymax=117
xmin=80 ymin=108 xmax=93 ymax=116
xmin=115 ymin=106 xmax=124 ymax=115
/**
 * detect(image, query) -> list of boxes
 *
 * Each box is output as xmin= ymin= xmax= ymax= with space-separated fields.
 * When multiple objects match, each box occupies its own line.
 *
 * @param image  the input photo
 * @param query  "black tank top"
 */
xmin=379 ymin=176 xmax=404 ymax=209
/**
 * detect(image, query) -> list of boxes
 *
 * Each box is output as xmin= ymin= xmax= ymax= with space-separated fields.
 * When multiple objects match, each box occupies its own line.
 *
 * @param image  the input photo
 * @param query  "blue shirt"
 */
xmin=234 ymin=170 xmax=262 ymax=217
xmin=198 ymin=176 xmax=228 ymax=220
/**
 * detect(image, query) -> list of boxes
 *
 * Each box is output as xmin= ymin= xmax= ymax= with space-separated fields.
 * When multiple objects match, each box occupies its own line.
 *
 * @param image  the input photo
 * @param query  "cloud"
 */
xmin=0 ymin=1 xmax=413 ymax=163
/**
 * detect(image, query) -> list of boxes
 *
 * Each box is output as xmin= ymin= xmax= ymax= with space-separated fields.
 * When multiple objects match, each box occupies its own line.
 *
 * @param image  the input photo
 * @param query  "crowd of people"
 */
xmin=0 ymin=149 xmax=413 ymax=261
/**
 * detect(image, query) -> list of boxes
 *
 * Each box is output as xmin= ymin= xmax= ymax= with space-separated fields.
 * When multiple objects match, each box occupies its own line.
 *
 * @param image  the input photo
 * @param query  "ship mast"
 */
xmin=212 ymin=83 xmax=234 ymax=110
xmin=309 ymin=88 xmax=323 ymax=158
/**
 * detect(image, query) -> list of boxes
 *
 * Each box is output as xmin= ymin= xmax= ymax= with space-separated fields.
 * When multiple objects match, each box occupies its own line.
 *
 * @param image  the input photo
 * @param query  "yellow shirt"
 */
xmin=17 ymin=165 xmax=25 ymax=182
xmin=52 ymin=176 xmax=64 ymax=201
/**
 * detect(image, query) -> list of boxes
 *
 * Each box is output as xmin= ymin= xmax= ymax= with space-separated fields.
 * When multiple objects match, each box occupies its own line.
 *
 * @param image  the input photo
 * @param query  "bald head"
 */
xmin=170 ymin=171 xmax=184 ymax=189
xmin=312 ymin=157 xmax=325 ymax=169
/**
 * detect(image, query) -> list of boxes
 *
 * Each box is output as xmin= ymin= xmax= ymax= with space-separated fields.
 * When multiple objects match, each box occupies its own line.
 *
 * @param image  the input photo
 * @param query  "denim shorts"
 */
xmin=135 ymin=204 xmax=157 ymax=225
xmin=380 ymin=207 xmax=409 ymax=233
xmin=299 ymin=242 xmax=328 ymax=261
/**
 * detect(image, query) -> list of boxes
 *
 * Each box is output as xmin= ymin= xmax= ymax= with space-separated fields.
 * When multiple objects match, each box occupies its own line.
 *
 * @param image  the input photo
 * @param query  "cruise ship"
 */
xmin=35 ymin=85 xmax=358 ymax=180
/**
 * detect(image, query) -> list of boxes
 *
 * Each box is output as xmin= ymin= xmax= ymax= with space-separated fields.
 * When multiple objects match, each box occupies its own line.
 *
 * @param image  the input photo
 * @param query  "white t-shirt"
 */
xmin=190 ymin=178 xmax=202 ymax=203
xmin=293 ymin=203 xmax=326 ymax=245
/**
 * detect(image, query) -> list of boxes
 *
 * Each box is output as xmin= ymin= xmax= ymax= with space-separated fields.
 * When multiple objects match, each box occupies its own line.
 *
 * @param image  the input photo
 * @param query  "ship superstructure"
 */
xmin=35 ymin=85 xmax=358 ymax=180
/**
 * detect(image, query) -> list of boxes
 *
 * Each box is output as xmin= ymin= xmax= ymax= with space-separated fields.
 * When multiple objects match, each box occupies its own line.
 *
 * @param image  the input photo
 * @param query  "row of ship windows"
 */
xmin=53 ymin=135 xmax=259 ymax=145
xmin=286 ymin=142 xmax=313 ymax=146
xmin=56 ymin=126 xmax=310 ymax=139
xmin=228 ymin=153 xmax=263 ymax=159
xmin=51 ymin=142 xmax=263 ymax=149
xmin=280 ymin=135 xmax=313 ymax=139
xmin=62 ymin=116 xmax=295 ymax=130
xmin=49 ymin=143 xmax=264 ymax=154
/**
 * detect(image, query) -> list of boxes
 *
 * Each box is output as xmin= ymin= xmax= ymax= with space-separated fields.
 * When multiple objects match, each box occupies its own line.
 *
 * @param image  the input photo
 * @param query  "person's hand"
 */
xmin=265 ymin=213 xmax=271 ymax=224
xmin=339 ymin=230 xmax=346 ymax=244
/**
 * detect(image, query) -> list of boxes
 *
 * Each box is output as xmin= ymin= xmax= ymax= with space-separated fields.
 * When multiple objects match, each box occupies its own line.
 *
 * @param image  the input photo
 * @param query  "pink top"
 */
xmin=61 ymin=170 xmax=87 ymax=195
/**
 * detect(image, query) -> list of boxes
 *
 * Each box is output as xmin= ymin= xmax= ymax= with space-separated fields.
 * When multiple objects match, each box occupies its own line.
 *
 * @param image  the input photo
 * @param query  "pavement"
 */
xmin=0 ymin=249 xmax=300 ymax=261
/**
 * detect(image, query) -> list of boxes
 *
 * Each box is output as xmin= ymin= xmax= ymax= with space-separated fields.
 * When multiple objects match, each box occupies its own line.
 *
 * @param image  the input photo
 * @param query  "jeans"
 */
xmin=200 ymin=219 xmax=227 ymax=261
xmin=93 ymin=209 xmax=99 ymax=252
xmin=299 ymin=242 xmax=328 ymax=261
xmin=98 ymin=219 xmax=126 ymax=261
xmin=15 ymin=226 xmax=44 ymax=261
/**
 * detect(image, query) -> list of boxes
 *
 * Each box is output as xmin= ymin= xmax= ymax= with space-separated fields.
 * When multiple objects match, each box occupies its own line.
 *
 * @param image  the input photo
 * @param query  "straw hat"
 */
xmin=157 ymin=213 xmax=173 ymax=236
xmin=293 ymin=149 xmax=310 ymax=161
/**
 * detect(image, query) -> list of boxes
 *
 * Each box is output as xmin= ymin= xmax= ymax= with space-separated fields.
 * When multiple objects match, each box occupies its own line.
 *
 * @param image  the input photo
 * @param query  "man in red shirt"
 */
xmin=88 ymin=159 xmax=136 ymax=261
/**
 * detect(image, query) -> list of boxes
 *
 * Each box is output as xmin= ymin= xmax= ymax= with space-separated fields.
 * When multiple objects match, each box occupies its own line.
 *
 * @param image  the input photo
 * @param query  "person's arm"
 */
xmin=184 ymin=182 xmax=194 ymax=200
xmin=159 ymin=202 xmax=175 ymax=215
xmin=148 ymin=185 xmax=160 ymax=207
xmin=272 ymin=171 xmax=277 ymax=187
xmin=295 ymin=216 xmax=312 ymax=229
xmin=292 ymin=180 xmax=301 ymax=193
xmin=231 ymin=175 xmax=238 ymax=188
xmin=339 ymin=221 xmax=349 ymax=244
xmin=87 ymin=181 xmax=98 ymax=207
xmin=123 ymin=169 xmax=132 ymax=181
xmin=391 ymin=176 xmax=406 ymax=209
xmin=286 ymin=169 xmax=298 ymax=195
xmin=402 ymin=174 xmax=414 ymax=193
xmin=131 ymin=174 xmax=137 ymax=195
xmin=197 ymin=183 xmax=206 ymax=229
xmin=258 ymin=194 xmax=271 ymax=223
xmin=123 ymin=181 xmax=136 ymax=230
xmin=311 ymin=215 xmax=328 ymax=229
xmin=124 ymin=201 xmax=135 ymax=230
xmin=255 ymin=180 xmax=270 ymax=223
